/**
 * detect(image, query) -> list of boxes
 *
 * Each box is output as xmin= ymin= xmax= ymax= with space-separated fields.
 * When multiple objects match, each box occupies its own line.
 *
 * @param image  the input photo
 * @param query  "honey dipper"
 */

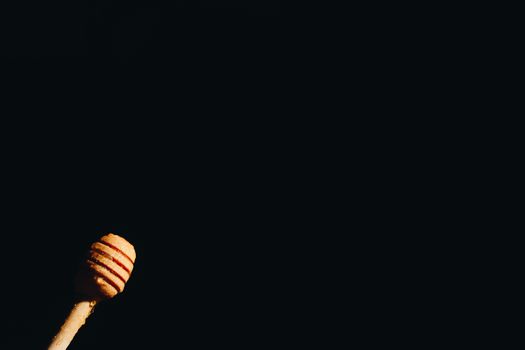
xmin=48 ymin=234 xmax=136 ymax=350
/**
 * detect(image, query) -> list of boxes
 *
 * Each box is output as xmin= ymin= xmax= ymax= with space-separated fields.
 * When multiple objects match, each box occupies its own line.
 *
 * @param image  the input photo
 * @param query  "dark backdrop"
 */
xmin=0 ymin=136 xmax=291 ymax=349
xmin=0 ymin=3 xmax=285 ymax=348
xmin=0 ymin=1 xmax=280 ymax=57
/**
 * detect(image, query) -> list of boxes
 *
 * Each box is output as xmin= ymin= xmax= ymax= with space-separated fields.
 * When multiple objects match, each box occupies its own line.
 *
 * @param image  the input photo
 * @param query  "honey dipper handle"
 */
xmin=48 ymin=300 xmax=97 ymax=350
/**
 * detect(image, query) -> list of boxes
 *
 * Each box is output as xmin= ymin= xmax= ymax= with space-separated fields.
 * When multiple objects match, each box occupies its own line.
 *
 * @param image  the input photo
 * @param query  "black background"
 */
xmin=0 ymin=4 xmax=286 ymax=348
xmin=1 ymin=1 xmax=280 ymax=57
xmin=0 ymin=148 xmax=291 ymax=349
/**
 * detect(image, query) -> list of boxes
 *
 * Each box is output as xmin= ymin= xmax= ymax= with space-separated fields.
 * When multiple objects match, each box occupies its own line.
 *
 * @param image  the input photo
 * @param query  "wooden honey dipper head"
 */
xmin=49 ymin=233 xmax=137 ymax=350
xmin=75 ymin=233 xmax=136 ymax=301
